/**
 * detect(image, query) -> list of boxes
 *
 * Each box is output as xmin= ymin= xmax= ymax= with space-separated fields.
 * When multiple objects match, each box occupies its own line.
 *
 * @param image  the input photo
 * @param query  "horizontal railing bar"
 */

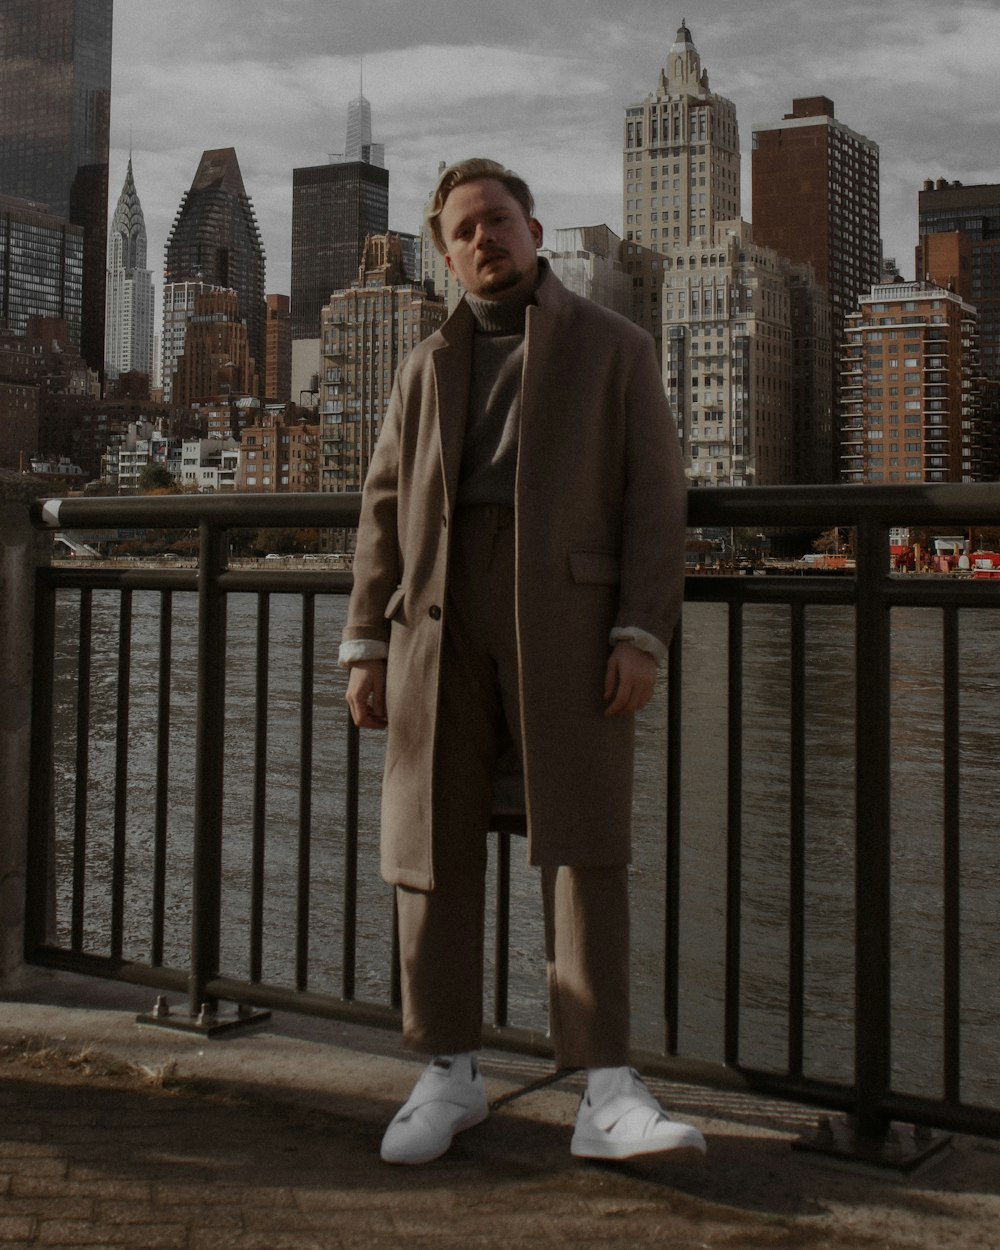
xmin=207 ymin=975 xmax=402 ymax=1034
xmin=683 ymin=577 xmax=855 ymax=606
xmin=869 ymin=579 xmax=1000 ymax=609
xmin=217 ymin=571 xmax=354 ymax=595
xmin=31 ymin=482 xmax=1000 ymax=537
xmin=877 ymin=1091 xmax=1000 ymax=1140
xmin=26 ymin=946 xmax=188 ymax=994
xmin=695 ymin=1063 xmax=856 ymax=1111
xmin=36 ymin=567 xmax=357 ymax=597
xmin=38 ymin=568 xmax=198 ymax=593
xmin=32 ymin=492 xmax=365 ymax=530
xmin=686 ymin=574 xmax=1000 ymax=609
xmin=213 ymin=974 xmax=869 ymax=1112
xmin=687 ymin=482 xmax=1000 ymax=528
xmin=38 ymin=564 xmax=1000 ymax=608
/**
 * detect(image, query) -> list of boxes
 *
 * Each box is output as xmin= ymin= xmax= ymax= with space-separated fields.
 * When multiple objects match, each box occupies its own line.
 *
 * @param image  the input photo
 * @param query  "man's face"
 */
xmin=440 ymin=178 xmax=542 ymax=301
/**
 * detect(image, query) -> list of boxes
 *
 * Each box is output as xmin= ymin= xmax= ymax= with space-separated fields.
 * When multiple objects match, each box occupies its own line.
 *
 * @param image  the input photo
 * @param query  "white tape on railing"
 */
xmin=40 ymin=499 xmax=62 ymax=527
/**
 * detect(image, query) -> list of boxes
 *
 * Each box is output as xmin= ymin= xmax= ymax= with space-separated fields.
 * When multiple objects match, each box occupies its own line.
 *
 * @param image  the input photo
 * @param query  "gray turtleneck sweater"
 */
xmin=457 ymin=281 xmax=537 ymax=506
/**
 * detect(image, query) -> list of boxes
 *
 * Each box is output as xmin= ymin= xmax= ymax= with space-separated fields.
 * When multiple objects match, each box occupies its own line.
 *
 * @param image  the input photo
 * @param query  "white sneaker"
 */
xmin=571 ymin=1067 xmax=707 ymax=1162
xmin=380 ymin=1055 xmax=488 ymax=1165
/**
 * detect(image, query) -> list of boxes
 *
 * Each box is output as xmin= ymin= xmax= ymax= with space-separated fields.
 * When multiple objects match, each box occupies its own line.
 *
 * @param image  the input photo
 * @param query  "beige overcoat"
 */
xmin=343 ymin=265 xmax=687 ymax=890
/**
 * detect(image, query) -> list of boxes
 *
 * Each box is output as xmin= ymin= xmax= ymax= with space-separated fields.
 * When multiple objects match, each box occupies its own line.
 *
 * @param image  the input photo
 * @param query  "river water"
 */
xmin=50 ymin=589 xmax=1000 ymax=1106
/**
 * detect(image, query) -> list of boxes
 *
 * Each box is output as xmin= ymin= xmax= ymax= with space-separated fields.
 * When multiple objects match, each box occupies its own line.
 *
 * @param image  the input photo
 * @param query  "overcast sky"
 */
xmin=110 ymin=0 xmax=1000 ymax=301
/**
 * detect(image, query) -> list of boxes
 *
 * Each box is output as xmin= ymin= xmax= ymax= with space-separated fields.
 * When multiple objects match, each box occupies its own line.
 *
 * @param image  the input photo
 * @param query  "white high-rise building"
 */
xmin=344 ymin=92 xmax=384 ymax=167
xmin=104 ymin=159 xmax=154 ymax=381
xmin=623 ymin=22 xmax=831 ymax=487
xmin=622 ymin=20 xmax=741 ymax=346
xmin=663 ymin=220 xmax=805 ymax=487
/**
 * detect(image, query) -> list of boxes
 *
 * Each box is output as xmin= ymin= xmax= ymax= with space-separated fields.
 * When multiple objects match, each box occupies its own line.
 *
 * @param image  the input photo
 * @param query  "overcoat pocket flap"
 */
xmin=383 ymin=586 xmax=406 ymax=619
xmin=569 ymin=550 xmax=620 ymax=585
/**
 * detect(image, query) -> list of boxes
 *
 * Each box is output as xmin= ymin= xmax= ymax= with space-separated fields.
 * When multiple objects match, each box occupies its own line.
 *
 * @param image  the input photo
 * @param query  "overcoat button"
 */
xmin=429 ymin=605 xmax=442 ymax=620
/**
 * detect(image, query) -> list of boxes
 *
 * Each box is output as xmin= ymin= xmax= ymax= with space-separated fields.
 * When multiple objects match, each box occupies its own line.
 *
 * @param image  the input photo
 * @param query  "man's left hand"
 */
xmin=603 ymin=641 xmax=658 ymax=717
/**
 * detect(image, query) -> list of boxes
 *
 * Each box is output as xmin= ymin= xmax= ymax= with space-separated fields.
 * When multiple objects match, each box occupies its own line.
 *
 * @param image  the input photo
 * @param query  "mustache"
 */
xmin=476 ymin=248 xmax=509 ymax=267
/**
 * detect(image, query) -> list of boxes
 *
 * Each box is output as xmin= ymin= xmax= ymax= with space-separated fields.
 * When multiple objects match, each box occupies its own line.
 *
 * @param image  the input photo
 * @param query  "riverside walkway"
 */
xmin=1 ymin=974 xmax=998 ymax=1250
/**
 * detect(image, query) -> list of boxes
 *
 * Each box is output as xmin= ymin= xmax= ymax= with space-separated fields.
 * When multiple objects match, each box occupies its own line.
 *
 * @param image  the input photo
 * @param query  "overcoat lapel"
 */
xmin=431 ymin=304 xmax=474 ymax=517
xmin=519 ymin=299 xmax=559 ymax=446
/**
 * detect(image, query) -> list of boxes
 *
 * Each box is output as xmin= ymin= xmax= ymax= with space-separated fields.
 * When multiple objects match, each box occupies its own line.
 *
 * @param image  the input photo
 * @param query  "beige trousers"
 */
xmin=395 ymin=505 xmax=630 ymax=1069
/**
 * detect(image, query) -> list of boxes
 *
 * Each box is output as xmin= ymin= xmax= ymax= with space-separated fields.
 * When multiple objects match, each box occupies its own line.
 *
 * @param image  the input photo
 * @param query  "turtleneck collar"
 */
xmin=464 ymin=258 xmax=545 ymax=334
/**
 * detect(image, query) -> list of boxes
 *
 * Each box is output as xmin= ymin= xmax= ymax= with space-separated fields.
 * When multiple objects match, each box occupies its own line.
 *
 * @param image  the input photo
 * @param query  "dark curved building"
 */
xmin=0 ymin=0 xmax=113 ymax=376
xmin=164 ymin=148 xmax=266 ymax=398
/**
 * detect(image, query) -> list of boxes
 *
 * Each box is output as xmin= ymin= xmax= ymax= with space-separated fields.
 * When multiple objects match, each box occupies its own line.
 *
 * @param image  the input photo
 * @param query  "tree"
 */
xmin=138 ymin=464 xmax=176 ymax=493
xmin=813 ymin=527 xmax=854 ymax=556
xmin=255 ymin=527 xmax=300 ymax=555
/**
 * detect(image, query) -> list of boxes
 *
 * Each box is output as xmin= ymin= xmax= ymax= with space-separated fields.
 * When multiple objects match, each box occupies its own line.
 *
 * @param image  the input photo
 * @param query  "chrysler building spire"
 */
xmin=107 ymin=157 xmax=147 ymax=272
xmin=105 ymin=158 xmax=155 ymax=381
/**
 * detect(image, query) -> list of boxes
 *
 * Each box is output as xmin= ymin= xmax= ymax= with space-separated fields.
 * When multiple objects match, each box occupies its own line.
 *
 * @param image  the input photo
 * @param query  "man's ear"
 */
xmin=529 ymin=218 xmax=543 ymax=248
xmin=444 ymin=253 xmax=455 ymax=276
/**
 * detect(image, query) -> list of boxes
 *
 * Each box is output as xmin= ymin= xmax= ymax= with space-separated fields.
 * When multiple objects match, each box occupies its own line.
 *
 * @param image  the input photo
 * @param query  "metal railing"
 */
xmin=24 ymin=484 xmax=1000 ymax=1153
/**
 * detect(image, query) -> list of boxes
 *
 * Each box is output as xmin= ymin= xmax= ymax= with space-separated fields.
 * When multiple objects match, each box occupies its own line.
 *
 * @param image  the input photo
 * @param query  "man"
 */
xmin=340 ymin=158 xmax=702 ymax=1166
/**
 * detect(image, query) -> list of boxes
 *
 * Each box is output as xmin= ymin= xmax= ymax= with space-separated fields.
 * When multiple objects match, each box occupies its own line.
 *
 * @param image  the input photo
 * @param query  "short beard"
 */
xmin=473 ymin=262 xmax=532 ymax=300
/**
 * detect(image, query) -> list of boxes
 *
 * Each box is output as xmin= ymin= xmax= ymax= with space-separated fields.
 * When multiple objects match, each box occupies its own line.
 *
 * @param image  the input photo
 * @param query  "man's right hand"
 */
xmin=346 ymin=659 xmax=388 ymax=729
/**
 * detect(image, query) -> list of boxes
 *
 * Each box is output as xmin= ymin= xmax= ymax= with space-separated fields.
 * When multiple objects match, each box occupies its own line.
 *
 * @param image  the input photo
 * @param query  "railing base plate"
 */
xmin=136 ymin=996 xmax=271 ymax=1038
xmin=794 ymin=1114 xmax=951 ymax=1172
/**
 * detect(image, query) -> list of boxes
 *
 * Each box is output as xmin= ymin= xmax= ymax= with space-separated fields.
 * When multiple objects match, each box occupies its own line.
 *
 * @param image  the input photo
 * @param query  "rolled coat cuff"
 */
xmin=609 ymin=625 xmax=669 ymax=666
xmin=338 ymin=639 xmax=389 ymax=668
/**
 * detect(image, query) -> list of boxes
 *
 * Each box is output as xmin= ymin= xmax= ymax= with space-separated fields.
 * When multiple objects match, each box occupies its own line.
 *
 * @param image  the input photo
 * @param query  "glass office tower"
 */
xmin=290 ymin=161 xmax=389 ymax=341
xmin=0 ymin=0 xmax=113 ymax=374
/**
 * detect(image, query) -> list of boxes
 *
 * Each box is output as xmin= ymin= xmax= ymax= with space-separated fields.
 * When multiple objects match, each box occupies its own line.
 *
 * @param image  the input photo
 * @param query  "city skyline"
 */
xmin=108 ymin=0 xmax=1000 ymax=302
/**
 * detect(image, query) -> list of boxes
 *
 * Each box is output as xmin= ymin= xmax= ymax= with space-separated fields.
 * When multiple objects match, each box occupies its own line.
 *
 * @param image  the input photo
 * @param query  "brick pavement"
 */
xmin=2 ymin=981 xmax=1000 ymax=1248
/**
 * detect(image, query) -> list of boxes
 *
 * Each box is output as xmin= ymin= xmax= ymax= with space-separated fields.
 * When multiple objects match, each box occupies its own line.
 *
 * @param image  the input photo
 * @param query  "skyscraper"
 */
xmin=319 ymin=233 xmax=445 ymax=495
xmin=104 ymin=158 xmax=155 ymax=381
xmin=625 ymin=23 xmax=827 ymax=487
xmin=0 ymin=195 xmax=84 ymax=343
xmin=164 ymin=148 xmax=266 ymax=397
xmin=917 ymin=180 xmax=1000 ymax=381
xmin=840 ymin=283 xmax=982 ymax=483
xmin=0 ymin=0 xmax=113 ymax=375
xmin=621 ymin=20 xmax=740 ymax=344
xmin=160 ymin=279 xmax=222 ymax=405
xmin=264 ymin=294 xmax=292 ymax=405
xmin=752 ymin=97 xmax=880 ymax=477
xmin=290 ymin=161 xmax=389 ymax=341
xmin=344 ymin=91 xmax=384 ymax=168
xmin=291 ymin=93 xmax=390 ymax=409
xmin=661 ymin=221 xmax=821 ymax=487
xmin=171 ymin=289 xmax=257 ymax=411
xmin=752 ymin=98 xmax=880 ymax=319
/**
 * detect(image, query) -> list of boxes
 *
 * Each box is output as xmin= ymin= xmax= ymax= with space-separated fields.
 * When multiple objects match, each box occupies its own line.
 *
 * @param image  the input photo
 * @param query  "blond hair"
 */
xmin=424 ymin=158 xmax=535 ymax=255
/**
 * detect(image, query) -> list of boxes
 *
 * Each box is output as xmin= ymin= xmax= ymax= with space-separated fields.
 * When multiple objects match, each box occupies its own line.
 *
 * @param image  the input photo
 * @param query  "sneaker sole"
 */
xmin=381 ymin=1103 xmax=489 ymax=1165
xmin=571 ymin=1130 xmax=707 ymax=1163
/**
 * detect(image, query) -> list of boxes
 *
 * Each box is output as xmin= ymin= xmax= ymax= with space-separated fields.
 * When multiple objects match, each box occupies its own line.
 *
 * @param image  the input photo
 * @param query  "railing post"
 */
xmin=1 ymin=478 xmax=53 ymax=985
xmin=663 ymin=628 xmax=683 ymax=1055
xmin=188 ymin=520 xmax=229 ymax=1017
xmin=853 ymin=516 xmax=893 ymax=1141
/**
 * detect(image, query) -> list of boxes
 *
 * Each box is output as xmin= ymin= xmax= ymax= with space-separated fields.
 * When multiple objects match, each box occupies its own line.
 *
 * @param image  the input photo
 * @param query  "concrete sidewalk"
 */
xmin=1 ymin=973 xmax=998 ymax=1249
